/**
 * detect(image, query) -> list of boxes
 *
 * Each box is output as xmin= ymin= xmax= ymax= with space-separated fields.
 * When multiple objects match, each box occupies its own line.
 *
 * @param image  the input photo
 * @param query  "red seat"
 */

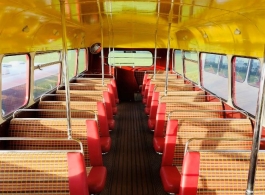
xmin=103 ymin=91 xmax=115 ymax=130
xmin=108 ymin=119 xmax=115 ymax=130
xmin=160 ymin=166 xmax=181 ymax=194
xmin=145 ymin=84 xmax=155 ymax=115
xmin=178 ymin=152 xmax=200 ymax=195
xmin=87 ymin=166 xmax=107 ymax=194
xmin=153 ymin=103 xmax=166 ymax=153
xmin=148 ymin=118 xmax=155 ymax=130
xmin=160 ymin=120 xmax=179 ymax=194
xmin=144 ymin=107 xmax=150 ymax=115
xmin=100 ymin=137 xmax=112 ymax=153
xmin=68 ymin=153 xmax=90 ymax=195
xmin=148 ymin=92 xmax=159 ymax=130
xmin=110 ymin=79 xmax=119 ymax=104
xmin=153 ymin=137 xmax=165 ymax=153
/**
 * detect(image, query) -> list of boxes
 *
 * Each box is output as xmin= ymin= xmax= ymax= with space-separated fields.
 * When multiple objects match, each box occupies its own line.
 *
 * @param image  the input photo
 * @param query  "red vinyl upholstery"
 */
xmin=161 ymin=120 xmax=178 ymax=166
xmin=160 ymin=120 xmax=180 ymax=194
xmin=178 ymin=152 xmax=200 ymax=195
xmin=107 ymin=84 xmax=117 ymax=115
xmin=148 ymin=92 xmax=160 ymax=130
xmin=87 ymin=166 xmax=107 ymax=194
xmin=100 ymin=137 xmax=112 ymax=153
xmin=103 ymin=91 xmax=115 ymax=130
xmin=68 ymin=153 xmax=89 ymax=195
xmin=153 ymin=137 xmax=165 ymax=153
xmin=110 ymin=79 xmax=119 ymax=104
xmin=153 ymin=103 xmax=166 ymax=152
xmin=142 ymin=80 xmax=150 ymax=104
xmin=86 ymin=120 xmax=104 ymax=166
xmin=97 ymin=102 xmax=110 ymax=137
xmin=141 ymin=75 xmax=149 ymax=96
xmin=145 ymin=84 xmax=155 ymax=115
xmin=160 ymin=166 xmax=181 ymax=194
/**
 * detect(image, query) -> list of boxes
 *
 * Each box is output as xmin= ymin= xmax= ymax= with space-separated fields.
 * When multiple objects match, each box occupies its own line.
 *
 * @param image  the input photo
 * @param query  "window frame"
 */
xmin=183 ymin=50 xmax=199 ymax=84
xmin=77 ymin=48 xmax=87 ymax=74
xmin=1 ymin=53 xmax=30 ymax=118
xmin=107 ymin=50 xmax=153 ymax=67
xmin=232 ymin=55 xmax=261 ymax=118
xmin=33 ymin=51 xmax=61 ymax=100
xmin=200 ymin=52 xmax=229 ymax=101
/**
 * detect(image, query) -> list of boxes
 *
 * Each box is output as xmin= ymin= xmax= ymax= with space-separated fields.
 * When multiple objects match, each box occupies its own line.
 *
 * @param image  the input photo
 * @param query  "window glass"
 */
xmin=184 ymin=51 xmax=199 ymax=83
xmin=204 ymin=53 xmax=220 ymax=74
xmin=247 ymin=59 xmax=261 ymax=88
xmin=1 ymin=55 xmax=28 ymax=116
xmin=34 ymin=52 xmax=60 ymax=65
xmin=34 ymin=52 xmax=60 ymax=99
xmin=108 ymin=51 xmax=153 ymax=66
xmin=233 ymin=57 xmax=260 ymax=116
xmin=235 ymin=57 xmax=249 ymax=82
xmin=174 ymin=50 xmax=183 ymax=75
xmin=201 ymin=53 xmax=228 ymax=100
xmin=67 ymin=50 xmax=77 ymax=80
xmin=218 ymin=57 xmax=228 ymax=78
xmin=78 ymin=49 xmax=86 ymax=74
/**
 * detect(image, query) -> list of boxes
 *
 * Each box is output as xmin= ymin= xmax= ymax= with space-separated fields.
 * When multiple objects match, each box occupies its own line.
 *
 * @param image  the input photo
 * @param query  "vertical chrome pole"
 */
xmin=154 ymin=1 xmax=160 ymax=80
xmin=246 ymin=47 xmax=265 ymax=194
xmin=107 ymin=0 xmax=112 ymax=75
xmin=165 ymin=0 xmax=174 ymax=95
xmin=59 ymin=0 xmax=72 ymax=139
xmin=97 ymin=0 xmax=104 ymax=85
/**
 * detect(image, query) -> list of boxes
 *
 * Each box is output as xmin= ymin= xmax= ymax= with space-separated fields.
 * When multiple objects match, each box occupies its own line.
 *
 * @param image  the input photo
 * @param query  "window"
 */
xmin=108 ymin=50 xmax=153 ymax=66
xmin=247 ymin=59 xmax=260 ymax=88
xmin=67 ymin=50 xmax=77 ymax=80
xmin=34 ymin=52 xmax=60 ymax=99
xmin=218 ymin=57 xmax=228 ymax=78
xmin=233 ymin=56 xmax=260 ymax=116
xmin=1 ymin=54 xmax=29 ymax=116
xmin=174 ymin=50 xmax=183 ymax=75
xmin=184 ymin=51 xmax=199 ymax=83
xmin=235 ymin=57 xmax=249 ymax=82
xmin=204 ymin=53 xmax=220 ymax=74
xmin=201 ymin=53 xmax=228 ymax=100
xmin=78 ymin=49 xmax=86 ymax=74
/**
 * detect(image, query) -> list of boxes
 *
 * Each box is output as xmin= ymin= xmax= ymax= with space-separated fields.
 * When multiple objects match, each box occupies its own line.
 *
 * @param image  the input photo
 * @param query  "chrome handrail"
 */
xmin=168 ymin=109 xmax=249 ymax=119
xmin=184 ymin=137 xmax=254 ymax=155
xmin=40 ymin=94 xmax=103 ymax=101
xmin=13 ymin=109 xmax=97 ymax=120
xmin=0 ymin=137 xmax=84 ymax=154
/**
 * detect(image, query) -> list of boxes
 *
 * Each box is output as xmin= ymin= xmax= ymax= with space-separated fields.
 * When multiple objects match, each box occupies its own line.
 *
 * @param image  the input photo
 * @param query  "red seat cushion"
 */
xmin=153 ymin=137 xmax=165 ymax=153
xmin=115 ymin=98 xmax=119 ymax=104
xmin=142 ymin=98 xmax=147 ymax=104
xmin=148 ymin=118 xmax=155 ymax=130
xmin=108 ymin=119 xmax=115 ymax=130
xmin=160 ymin=166 xmax=181 ymax=194
xmin=87 ymin=166 xmax=107 ymax=194
xmin=100 ymin=137 xmax=111 ymax=153
xmin=112 ymin=106 xmax=118 ymax=115
xmin=144 ymin=107 xmax=150 ymax=115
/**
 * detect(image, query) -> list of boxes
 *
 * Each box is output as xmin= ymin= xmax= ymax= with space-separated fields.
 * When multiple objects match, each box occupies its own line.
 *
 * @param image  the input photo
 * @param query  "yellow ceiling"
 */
xmin=0 ymin=0 xmax=264 ymax=57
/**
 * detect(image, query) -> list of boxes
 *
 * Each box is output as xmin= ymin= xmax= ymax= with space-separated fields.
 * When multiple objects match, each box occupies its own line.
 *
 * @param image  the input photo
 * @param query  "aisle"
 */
xmin=101 ymin=102 xmax=168 ymax=195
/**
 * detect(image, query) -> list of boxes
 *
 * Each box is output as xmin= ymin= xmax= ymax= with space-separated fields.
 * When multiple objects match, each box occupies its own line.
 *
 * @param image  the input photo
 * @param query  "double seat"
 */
xmin=153 ymin=101 xmax=224 ymax=153
xmin=8 ymin=118 xmax=106 ymax=194
xmin=148 ymin=92 xmax=211 ymax=131
xmin=38 ymin=101 xmax=111 ymax=153
xmin=160 ymin=118 xmax=253 ymax=194
xmin=56 ymin=89 xmax=116 ymax=130
xmin=0 ymin=146 xmax=90 ymax=195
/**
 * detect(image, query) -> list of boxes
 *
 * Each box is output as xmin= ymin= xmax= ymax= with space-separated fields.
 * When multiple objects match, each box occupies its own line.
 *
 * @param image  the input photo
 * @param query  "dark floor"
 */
xmin=101 ymin=102 xmax=168 ymax=195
